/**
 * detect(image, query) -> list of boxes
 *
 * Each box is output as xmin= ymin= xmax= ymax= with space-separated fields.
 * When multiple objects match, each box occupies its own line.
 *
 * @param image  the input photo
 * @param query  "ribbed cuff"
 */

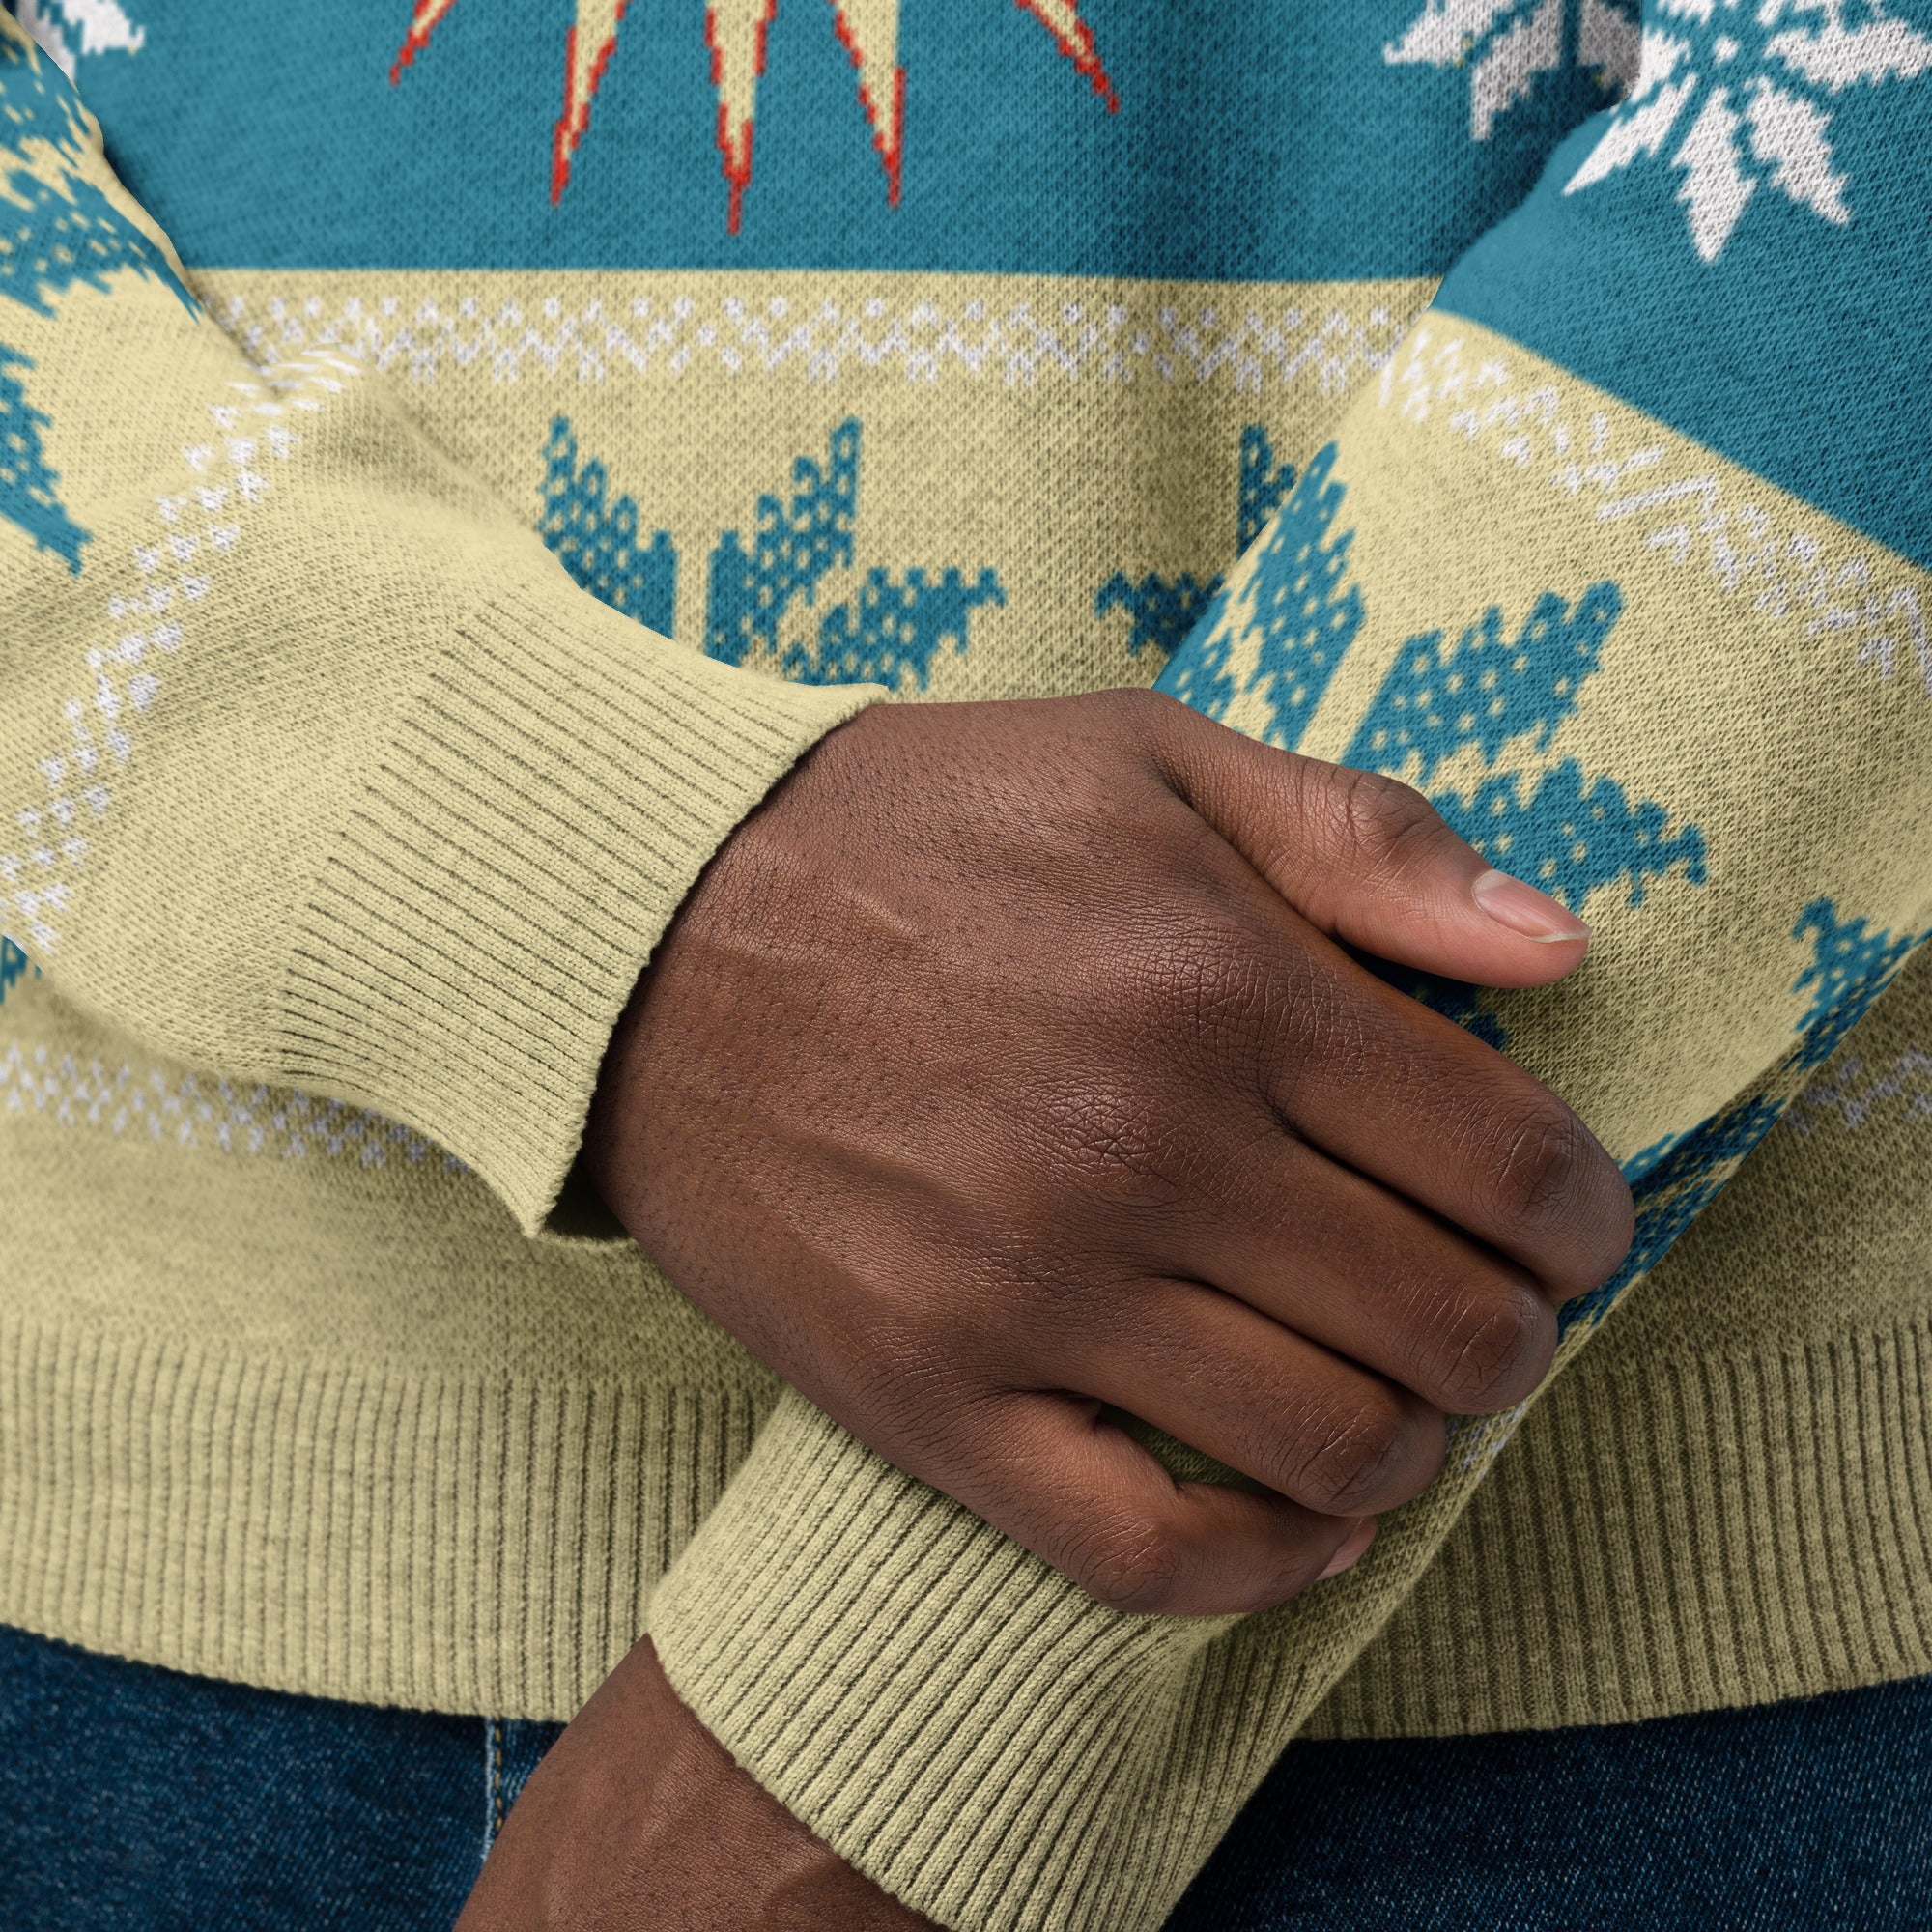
xmin=269 ymin=579 xmax=874 ymax=1233
xmin=648 ymin=1392 xmax=1406 ymax=1932
xmin=650 ymin=1316 xmax=1932 ymax=1932
xmin=650 ymin=1394 xmax=1173 ymax=1932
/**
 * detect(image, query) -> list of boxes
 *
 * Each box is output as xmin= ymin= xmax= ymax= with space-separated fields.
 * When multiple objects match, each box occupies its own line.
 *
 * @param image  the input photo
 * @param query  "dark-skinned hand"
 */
xmin=584 ymin=690 xmax=1634 ymax=1617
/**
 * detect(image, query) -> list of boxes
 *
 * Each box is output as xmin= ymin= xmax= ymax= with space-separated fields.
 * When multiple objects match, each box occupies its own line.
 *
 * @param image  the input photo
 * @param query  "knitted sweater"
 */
xmin=2 ymin=4 xmax=1928 ymax=1928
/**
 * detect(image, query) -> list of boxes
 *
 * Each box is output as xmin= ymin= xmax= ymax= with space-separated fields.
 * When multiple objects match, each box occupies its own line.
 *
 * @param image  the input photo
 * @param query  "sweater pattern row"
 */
xmin=540 ymin=412 xmax=1006 ymax=692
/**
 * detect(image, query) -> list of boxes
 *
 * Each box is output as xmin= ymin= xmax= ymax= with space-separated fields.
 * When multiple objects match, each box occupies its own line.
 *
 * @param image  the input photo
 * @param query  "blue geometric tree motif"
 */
xmin=1238 ymin=443 xmax=1364 ymax=750
xmin=1790 ymin=897 xmax=1922 ymax=1072
xmin=1094 ymin=424 xmax=1296 ymax=660
xmin=1 ymin=20 xmax=194 ymax=568
xmin=538 ymin=416 xmax=677 ymax=636
xmin=1444 ymin=758 xmax=1707 ymax=912
xmin=706 ymin=419 xmax=860 ymax=669
xmin=1345 ymin=582 xmax=1706 ymax=912
xmin=781 ymin=567 xmax=1005 ymax=689
xmin=1095 ymin=564 xmax=1221 ymax=663
xmin=1348 ymin=582 xmax=1621 ymax=782
xmin=1234 ymin=425 xmax=1299 ymax=554
xmin=533 ymin=417 xmax=1002 ymax=694
xmin=704 ymin=417 xmax=1002 ymax=694
xmin=1156 ymin=441 xmax=1366 ymax=745
xmin=0 ymin=344 xmax=81 ymax=566
xmin=0 ymin=131 xmax=189 ymax=321
xmin=1146 ymin=576 xmax=1236 ymax=718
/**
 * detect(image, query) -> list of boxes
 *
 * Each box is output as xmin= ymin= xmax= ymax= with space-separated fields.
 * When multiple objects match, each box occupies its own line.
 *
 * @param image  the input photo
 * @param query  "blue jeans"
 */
xmin=3 ymin=1622 xmax=1929 ymax=1929
xmin=0 ymin=1624 xmax=561 ymax=1927
xmin=1168 ymin=1673 xmax=1932 ymax=1931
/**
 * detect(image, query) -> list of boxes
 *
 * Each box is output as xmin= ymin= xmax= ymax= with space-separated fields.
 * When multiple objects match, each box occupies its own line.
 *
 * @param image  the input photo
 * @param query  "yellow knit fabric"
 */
xmin=3 ymin=17 xmax=1930 ymax=1932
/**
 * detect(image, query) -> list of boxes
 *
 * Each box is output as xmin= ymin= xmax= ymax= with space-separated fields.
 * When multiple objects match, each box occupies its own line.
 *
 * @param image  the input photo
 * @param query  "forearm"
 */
xmin=459 ymin=1636 xmax=938 ymax=1932
xmin=0 ymin=18 xmax=872 ymax=1227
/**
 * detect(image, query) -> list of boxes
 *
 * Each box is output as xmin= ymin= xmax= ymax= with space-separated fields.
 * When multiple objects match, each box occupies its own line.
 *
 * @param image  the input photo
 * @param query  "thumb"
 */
xmin=1152 ymin=701 xmax=1591 ymax=990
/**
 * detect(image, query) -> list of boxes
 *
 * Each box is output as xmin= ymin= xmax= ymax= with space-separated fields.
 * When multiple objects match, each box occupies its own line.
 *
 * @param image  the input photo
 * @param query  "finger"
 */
xmin=1148 ymin=697 xmax=1592 ymax=989
xmin=1157 ymin=1124 xmax=1559 ymax=1408
xmin=955 ymin=1391 xmax=1375 ymax=1617
xmin=1319 ymin=1516 xmax=1378 ymax=1579
xmin=1072 ymin=1282 xmax=1448 ymax=1516
xmin=1256 ymin=932 xmax=1634 ymax=1298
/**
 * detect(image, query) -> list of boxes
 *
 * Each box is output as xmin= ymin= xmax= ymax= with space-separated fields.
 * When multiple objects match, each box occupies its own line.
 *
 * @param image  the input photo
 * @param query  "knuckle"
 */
xmin=1543 ymin=1158 xmax=1637 ymax=1301
xmin=1592 ymin=1178 xmax=1639 ymax=1281
xmin=1282 ymin=1391 xmax=1418 ymax=1515
xmin=1325 ymin=766 xmax=1443 ymax=880
xmin=1065 ymin=1518 xmax=1187 ymax=1615
xmin=1488 ymin=1101 xmax=1594 ymax=1239
xmin=1428 ymin=1282 xmax=1554 ymax=1412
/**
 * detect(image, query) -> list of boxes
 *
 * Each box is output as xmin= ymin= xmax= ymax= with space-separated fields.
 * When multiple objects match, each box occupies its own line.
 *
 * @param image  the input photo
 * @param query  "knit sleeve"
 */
xmin=0 ymin=17 xmax=873 ymax=1230
xmin=646 ymin=22 xmax=1932 ymax=1931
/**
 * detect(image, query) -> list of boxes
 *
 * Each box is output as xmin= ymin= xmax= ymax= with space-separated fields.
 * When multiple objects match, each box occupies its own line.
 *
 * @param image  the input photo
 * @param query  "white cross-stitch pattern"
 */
xmin=1565 ymin=0 xmax=1932 ymax=260
xmin=14 ymin=0 xmax=143 ymax=75
xmin=205 ymin=286 xmax=1427 ymax=399
xmin=0 ymin=354 xmax=360 ymax=958
xmin=1378 ymin=325 xmax=1932 ymax=693
xmin=1 ymin=1038 xmax=460 ymax=1167
xmin=1385 ymin=0 xmax=1640 ymax=140
xmin=1785 ymin=1047 xmax=1932 ymax=1133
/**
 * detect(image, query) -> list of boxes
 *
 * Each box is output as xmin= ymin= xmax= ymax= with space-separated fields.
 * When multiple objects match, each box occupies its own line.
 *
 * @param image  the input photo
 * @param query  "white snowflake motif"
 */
xmin=1565 ymin=0 xmax=1932 ymax=261
xmin=1385 ymin=0 xmax=1642 ymax=140
xmin=13 ymin=0 xmax=144 ymax=76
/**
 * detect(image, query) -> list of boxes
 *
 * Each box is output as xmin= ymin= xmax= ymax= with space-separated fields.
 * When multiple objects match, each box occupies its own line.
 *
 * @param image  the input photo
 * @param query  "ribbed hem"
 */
xmin=270 ymin=578 xmax=874 ymax=1233
xmin=6 ymin=1302 xmax=1930 ymax=1918
xmin=1304 ymin=1312 xmax=1932 ymax=1739
xmin=651 ymin=1316 xmax=1932 ymax=1932
xmin=0 ymin=1308 xmax=766 ymax=1719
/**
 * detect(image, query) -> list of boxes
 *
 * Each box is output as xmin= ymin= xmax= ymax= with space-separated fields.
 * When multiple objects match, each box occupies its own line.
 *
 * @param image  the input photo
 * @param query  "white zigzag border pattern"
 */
xmin=1786 ymin=1047 xmax=1932 ymax=1138
xmin=2 ymin=352 xmax=363 ymax=956
xmin=0 ymin=341 xmax=471 ymax=1173
xmin=207 ymin=286 xmax=1426 ymax=397
xmin=1378 ymin=325 xmax=1932 ymax=694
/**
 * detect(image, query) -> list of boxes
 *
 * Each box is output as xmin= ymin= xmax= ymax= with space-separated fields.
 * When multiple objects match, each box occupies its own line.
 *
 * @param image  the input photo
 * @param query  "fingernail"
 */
xmin=1472 ymin=868 xmax=1590 ymax=944
xmin=1317 ymin=1518 xmax=1377 ymax=1580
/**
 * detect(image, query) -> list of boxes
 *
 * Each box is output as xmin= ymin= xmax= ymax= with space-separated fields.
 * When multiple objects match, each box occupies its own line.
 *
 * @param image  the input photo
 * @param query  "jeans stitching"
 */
xmin=481 ymin=1716 xmax=504 ymax=1864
